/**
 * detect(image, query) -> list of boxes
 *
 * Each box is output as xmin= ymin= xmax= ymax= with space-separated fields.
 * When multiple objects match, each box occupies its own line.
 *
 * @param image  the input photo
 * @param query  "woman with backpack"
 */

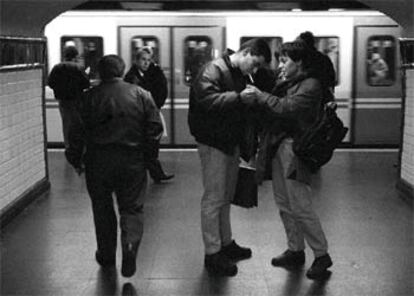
xmin=240 ymin=41 xmax=333 ymax=280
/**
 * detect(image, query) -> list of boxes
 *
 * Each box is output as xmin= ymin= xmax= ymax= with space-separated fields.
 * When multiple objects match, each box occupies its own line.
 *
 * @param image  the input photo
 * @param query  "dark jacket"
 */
xmin=188 ymin=54 xmax=249 ymax=156
xmin=65 ymin=78 xmax=163 ymax=169
xmin=256 ymin=75 xmax=324 ymax=184
xmin=48 ymin=62 xmax=90 ymax=101
xmin=124 ymin=63 xmax=168 ymax=109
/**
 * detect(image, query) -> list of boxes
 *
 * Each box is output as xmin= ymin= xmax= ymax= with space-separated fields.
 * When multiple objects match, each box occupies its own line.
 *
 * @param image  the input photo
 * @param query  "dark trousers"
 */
xmin=58 ymin=99 xmax=82 ymax=149
xmin=84 ymin=146 xmax=147 ymax=258
xmin=146 ymin=140 xmax=167 ymax=180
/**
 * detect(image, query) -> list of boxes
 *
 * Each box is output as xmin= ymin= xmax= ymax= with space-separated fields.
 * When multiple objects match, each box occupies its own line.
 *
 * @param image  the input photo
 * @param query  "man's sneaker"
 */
xmin=121 ymin=243 xmax=138 ymax=277
xmin=271 ymin=250 xmax=305 ymax=267
xmin=221 ymin=240 xmax=252 ymax=261
xmin=306 ymin=254 xmax=333 ymax=280
xmin=205 ymin=252 xmax=238 ymax=277
xmin=95 ymin=250 xmax=115 ymax=267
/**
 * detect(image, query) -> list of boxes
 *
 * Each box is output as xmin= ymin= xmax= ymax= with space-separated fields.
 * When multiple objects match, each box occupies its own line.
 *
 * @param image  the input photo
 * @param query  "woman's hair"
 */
xmin=280 ymin=41 xmax=314 ymax=71
xmin=98 ymin=55 xmax=125 ymax=80
xmin=136 ymin=46 xmax=153 ymax=59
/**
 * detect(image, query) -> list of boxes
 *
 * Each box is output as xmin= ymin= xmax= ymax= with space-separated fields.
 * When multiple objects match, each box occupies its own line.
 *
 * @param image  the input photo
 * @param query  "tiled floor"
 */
xmin=1 ymin=150 xmax=413 ymax=296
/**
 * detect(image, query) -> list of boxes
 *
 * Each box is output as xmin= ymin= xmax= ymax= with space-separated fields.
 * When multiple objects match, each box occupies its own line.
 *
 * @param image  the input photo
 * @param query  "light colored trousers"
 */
xmin=198 ymin=143 xmax=239 ymax=255
xmin=271 ymin=138 xmax=328 ymax=257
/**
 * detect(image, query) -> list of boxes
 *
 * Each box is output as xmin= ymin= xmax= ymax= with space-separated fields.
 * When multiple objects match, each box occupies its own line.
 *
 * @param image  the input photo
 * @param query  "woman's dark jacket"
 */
xmin=255 ymin=75 xmax=325 ymax=184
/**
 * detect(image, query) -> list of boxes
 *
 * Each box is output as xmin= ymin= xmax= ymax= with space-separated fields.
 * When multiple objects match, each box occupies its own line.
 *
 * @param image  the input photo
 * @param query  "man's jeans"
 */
xmin=271 ymin=139 xmax=328 ymax=257
xmin=198 ymin=143 xmax=239 ymax=255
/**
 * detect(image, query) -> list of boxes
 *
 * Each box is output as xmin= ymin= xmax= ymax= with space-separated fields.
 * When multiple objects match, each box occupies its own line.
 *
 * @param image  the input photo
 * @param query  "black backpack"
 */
xmin=293 ymin=101 xmax=348 ymax=173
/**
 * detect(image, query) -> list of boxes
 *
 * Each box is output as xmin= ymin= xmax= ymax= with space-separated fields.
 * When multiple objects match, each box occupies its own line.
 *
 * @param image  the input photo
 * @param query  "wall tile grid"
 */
xmin=401 ymin=69 xmax=414 ymax=186
xmin=0 ymin=69 xmax=46 ymax=210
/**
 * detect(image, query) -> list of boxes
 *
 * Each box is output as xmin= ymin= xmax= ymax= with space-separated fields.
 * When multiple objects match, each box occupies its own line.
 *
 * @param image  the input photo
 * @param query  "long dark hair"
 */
xmin=280 ymin=41 xmax=314 ymax=72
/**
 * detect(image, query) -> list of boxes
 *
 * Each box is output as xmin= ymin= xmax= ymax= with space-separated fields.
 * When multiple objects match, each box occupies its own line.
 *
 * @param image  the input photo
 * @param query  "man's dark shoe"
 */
xmin=153 ymin=174 xmax=174 ymax=183
xmin=205 ymin=252 xmax=238 ymax=277
xmin=306 ymin=254 xmax=333 ymax=280
xmin=95 ymin=250 xmax=115 ymax=267
xmin=121 ymin=243 xmax=138 ymax=277
xmin=271 ymin=250 xmax=305 ymax=267
xmin=221 ymin=240 xmax=252 ymax=261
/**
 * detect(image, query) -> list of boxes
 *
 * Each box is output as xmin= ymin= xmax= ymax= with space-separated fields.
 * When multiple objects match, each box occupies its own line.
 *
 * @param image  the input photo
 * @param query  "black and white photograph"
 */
xmin=1 ymin=0 xmax=413 ymax=295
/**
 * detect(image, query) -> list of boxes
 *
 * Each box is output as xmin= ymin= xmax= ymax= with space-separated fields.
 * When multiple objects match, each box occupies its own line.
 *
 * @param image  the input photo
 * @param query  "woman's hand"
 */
xmin=240 ymin=84 xmax=262 ymax=105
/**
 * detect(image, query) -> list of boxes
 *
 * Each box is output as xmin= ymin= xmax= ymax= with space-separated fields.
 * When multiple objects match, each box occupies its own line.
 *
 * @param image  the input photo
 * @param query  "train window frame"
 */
xmin=240 ymin=36 xmax=283 ymax=70
xmin=314 ymin=36 xmax=340 ymax=86
xmin=130 ymin=36 xmax=161 ymax=65
xmin=60 ymin=36 xmax=104 ymax=81
xmin=366 ymin=35 xmax=396 ymax=87
xmin=183 ymin=35 xmax=214 ymax=86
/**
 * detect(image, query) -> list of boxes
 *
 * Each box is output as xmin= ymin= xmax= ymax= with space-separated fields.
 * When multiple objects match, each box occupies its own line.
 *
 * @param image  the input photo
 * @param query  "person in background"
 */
xmin=65 ymin=55 xmax=163 ymax=278
xmin=124 ymin=46 xmax=174 ymax=183
xmin=188 ymin=38 xmax=271 ymax=277
xmin=368 ymin=52 xmax=389 ymax=84
xmin=47 ymin=46 xmax=90 ymax=148
xmin=240 ymin=41 xmax=333 ymax=280
xmin=296 ymin=31 xmax=336 ymax=95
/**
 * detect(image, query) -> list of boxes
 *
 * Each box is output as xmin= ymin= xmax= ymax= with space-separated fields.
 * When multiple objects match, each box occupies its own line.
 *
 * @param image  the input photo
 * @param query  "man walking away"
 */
xmin=65 ymin=55 xmax=163 ymax=278
xmin=48 ymin=46 xmax=90 ymax=148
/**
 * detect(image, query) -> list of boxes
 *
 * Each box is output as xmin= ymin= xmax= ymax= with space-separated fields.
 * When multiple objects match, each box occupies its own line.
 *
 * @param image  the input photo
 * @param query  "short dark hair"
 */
xmin=63 ymin=46 xmax=79 ymax=61
xmin=297 ymin=31 xmax=316 ymax=49
xmin=239 ymin=38 xmax=271 ymax=63
xmin=98 ymin=55 xmax=125 ymax=80
xmin=281 ymin=41 xmax=314 ymax=71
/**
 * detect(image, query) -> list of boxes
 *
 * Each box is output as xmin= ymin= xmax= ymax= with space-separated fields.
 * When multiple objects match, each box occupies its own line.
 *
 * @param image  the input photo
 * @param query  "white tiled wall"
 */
xmin=0 ymin=69 xmax=46 ymax=211
xmin=401 ymin=69 xmax=414 ymax=186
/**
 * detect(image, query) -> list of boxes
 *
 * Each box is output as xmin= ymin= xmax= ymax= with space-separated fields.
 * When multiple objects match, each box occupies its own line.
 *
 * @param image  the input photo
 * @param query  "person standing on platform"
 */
xmin=65 ymin=55 xmax=163 ymax=277
xmin=124 ymin=46 xmax=174 ymax=183
xmin=240 ymin=41 xmax=333 ymax=280
xmin=188 ymin=38 xmax=271 ymax=277
xmin=47 ymin=46 xmax=90 ymax=148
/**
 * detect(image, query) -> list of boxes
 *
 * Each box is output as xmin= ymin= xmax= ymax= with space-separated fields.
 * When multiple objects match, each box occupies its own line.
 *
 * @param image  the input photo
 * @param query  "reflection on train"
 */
xmin=45 ymin=10 xmax=402 ymax=147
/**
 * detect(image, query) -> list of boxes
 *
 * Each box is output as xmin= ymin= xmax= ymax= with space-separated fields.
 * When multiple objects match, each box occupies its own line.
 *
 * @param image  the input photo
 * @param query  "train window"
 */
xmin=366 ymin=36 xmax=396 ymax=86
xmin=1 ymin=37 xmax=45 ymax=67
xmin=314 ymin=36 xmax=340 ymax=85
xmin=184 ymin=36 xmax=213 ymax=85
xmin=61 ymin=36 xmax=103 ymax=80
xmin=240 ymin=37 xmax=283 ymax=70
xmin=130 ymin=36 xmax=160 ymax=64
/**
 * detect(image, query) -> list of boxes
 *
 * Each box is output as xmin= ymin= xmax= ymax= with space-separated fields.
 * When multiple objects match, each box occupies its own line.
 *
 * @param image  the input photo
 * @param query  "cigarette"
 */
xmin=247 ymin=74 xmax=254 ymax=84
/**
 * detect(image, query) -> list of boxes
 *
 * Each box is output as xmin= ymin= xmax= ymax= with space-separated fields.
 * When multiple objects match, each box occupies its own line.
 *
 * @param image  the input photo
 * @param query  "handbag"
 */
xmin=232 ymin=166 xmax=258 ymax=208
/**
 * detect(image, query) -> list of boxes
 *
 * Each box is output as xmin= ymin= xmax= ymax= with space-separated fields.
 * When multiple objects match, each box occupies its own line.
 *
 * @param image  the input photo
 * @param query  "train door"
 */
xmin=119 ymin=27 xmax=172 ymax=144
xmin=119 ymin=26 xmax=223 ymax=146
xmin=354 ymin=26 xmax=401 ymax=145
xmin=173 ymin=27 xmax=223 ymax=145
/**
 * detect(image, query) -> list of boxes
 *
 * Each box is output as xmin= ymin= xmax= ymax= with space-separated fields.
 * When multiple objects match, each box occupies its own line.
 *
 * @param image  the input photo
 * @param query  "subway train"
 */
xmin=44 ymin=10 xmax=402 ymax=147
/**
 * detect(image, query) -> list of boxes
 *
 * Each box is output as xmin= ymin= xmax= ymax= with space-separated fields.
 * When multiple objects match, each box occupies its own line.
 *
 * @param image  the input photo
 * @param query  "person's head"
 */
xmin=98 ymin=55 xmax=125 ymax=81
xmin=63 ymin=46 xmax=79 ymax=61
xmin=371 ymin=53 xmax=381 ymax=62
xmin=279 ymin=41 xmax=313 ymax=80
xmin=135 ymin=46 xmax=153 ymax=72
xmin=296 ymin=31 xmax=316 ymax=50
xmin=235 ymin=38 xmax=271 ymax=75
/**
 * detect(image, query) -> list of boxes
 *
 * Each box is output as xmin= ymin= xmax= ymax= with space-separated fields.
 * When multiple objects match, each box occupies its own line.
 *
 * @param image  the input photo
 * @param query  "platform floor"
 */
xmin=1 ymin=150 xmax=413 ymax=296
